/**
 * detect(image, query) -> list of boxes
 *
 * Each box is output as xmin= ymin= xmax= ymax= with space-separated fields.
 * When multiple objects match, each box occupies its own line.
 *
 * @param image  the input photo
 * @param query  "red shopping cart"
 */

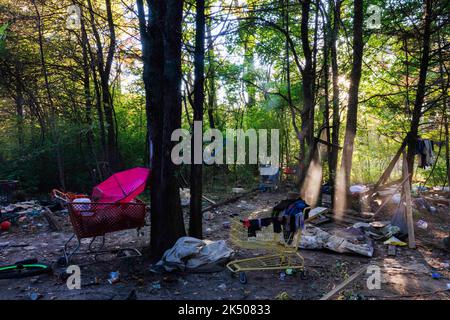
xmin=53 ymin=167 xmax=150 ymax=265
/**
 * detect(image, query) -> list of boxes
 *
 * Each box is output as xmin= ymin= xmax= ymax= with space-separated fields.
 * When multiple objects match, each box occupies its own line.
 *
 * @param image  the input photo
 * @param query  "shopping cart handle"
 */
xmin=52 ymin=189 xmax=69 ymax=203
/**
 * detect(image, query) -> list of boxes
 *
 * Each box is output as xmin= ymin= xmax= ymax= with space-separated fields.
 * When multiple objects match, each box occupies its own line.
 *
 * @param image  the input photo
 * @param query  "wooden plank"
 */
xmin=43 ymin=207 xmax=61 ymax=232
xmin=202 ymin=195 xmax=216 ymax=205
xmin=372 ymin=136 xmax=408 ymax=192
xmin=402 ymin=152 xmax=416 ymax=249
xmin=320 ymin=265 xmax=367 ymax=300
xmin=201 ymin=188 xmax=259 ymax=213
xmin=372 ymin=175 xmax=410 ymax=218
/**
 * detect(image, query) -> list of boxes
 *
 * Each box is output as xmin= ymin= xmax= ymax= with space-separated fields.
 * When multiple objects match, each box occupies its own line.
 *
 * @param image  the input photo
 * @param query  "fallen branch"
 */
xmin=43 ymin=207 xmax=61 ymax=232
xmin=201 ymin=188 xmax=259 ymax=213
xmin=319 ymin=265 xmax=367 ymax=300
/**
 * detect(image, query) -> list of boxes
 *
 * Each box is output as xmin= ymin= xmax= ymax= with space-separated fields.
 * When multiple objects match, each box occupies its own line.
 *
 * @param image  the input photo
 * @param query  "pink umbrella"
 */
xmin=92 ymin=167 xmax=150 ymax=203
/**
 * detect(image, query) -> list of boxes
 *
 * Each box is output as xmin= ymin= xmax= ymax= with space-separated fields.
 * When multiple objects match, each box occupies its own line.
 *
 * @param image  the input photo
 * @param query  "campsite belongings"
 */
xmin=0 ymin=258 xmax=52 ymax=279
xmin=383 ymin=236 xmax=407 ymax=246
xmin=416 ymin=219 xmax=428 ymax=230
xmin=1 ymin=221 xmax=11 ymax=231
xmin=154 ymin=237 xmax=234 ymax=273
xmin=415 ymin=138 xmax=435 ymax=169
xmin=299 ymin=224 xmax=374 ymax=257
xmin=54 ymin=167 xmax=150 ymax=265
xmin=226 ymin=197 xmax=309 ymax=284
xmin=0 ymin=201 xmax=56 ymax=232
xmin=108 ymin=271 xmax=121 ymax=284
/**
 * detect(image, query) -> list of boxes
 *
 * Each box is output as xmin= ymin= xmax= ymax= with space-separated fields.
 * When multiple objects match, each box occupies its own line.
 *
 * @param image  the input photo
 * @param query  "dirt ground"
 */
xmin=0 ymin=190 xmax=449 ymax=300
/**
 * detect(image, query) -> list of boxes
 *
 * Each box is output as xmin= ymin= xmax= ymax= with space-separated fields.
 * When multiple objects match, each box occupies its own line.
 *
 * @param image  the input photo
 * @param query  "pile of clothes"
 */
xmin=241 ymin=197 xmax=309 ymax=237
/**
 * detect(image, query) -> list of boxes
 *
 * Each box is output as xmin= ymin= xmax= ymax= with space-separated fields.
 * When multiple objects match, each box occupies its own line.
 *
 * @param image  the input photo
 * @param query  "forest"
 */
xmin=0 ymin=0 xmax=449 ymax=301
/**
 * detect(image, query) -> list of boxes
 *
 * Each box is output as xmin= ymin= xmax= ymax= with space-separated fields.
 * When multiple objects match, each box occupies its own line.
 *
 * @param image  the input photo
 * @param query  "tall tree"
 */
xmin=32 ymin=0 xmax=65 ymax=190
xmin=335 ymin=0 xmax=364 ymax=209
xmin=137 ymin=0 xmax=186 ymax=258
xmin=405 ymin=0 xmax=433 ymax=183
xmin=298 ymin=0 xmax=315 ymax=185
xmin=329 ymin=0 xmax=342 ymax=198
xmin=86 ymin=0 xmax=119 ymax=170
xmin=189 ymin=0 xmax=205 ymax=239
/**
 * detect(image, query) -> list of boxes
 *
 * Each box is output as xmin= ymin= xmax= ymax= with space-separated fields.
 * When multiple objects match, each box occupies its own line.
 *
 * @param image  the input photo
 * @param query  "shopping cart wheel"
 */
xmin=239 ymin=272 xmax=247 ymax=284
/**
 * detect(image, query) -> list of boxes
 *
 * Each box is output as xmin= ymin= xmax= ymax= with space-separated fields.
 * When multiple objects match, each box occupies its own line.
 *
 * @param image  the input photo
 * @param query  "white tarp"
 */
xmin=299 ymin=224 xmax=374 ymax=257
xmin=155 ymin=237 xmax=234 ymax=272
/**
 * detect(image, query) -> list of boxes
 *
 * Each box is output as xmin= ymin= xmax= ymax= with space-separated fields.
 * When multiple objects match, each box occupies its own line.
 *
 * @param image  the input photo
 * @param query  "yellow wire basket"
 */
xmin=226 ymin=208 xmax=310 ymax=284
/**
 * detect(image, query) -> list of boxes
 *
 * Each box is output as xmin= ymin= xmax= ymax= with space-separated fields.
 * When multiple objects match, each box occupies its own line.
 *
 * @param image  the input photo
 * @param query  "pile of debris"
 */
xmin=0 ymin=201 xmax=64 ymax=233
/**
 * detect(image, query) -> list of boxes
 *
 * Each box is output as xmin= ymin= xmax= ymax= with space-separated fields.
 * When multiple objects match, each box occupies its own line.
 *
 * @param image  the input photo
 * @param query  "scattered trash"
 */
xmin=279 ymin=272 xmax=286 ymax=281
xmin=349 ymin=185 xmax=369 ymax=194
xmin=151 ymin=281 xmax=161 ymax=290
xmin=431 ymin=272 xmax=442 ymax=279
xmin=0 ymin=220 xmax=11 ymax=231
xmin=232 ymin=188 xmax=245 ymax=194
xmin=29 ymin=292 xmax=43 ymax=300
xmin=108 ymin=271 xmax=120 ymax=284
xmin=300 ymin=224 xmax=374 ymax=257
xmin=203 ymin=211 xmax=214 ymax=220
xmin=222 ymin=221 xmax=231 ymax=229
xmin=275 ymin=292 xmax=291 ymax=300
xmin=416 ymin=219 xmax=428 ymax=230
xmin=447 ymin=283 xmax=450 ymax=290
xmin=155 ymin=237 xmax=234 ymax=273
xmin=383 ymin=236 xmax=407 ymax=246
xmin=218 ymin=283 xmax=227 ymax=290
xmin=285 ymin=268 xmax=295 ymax=275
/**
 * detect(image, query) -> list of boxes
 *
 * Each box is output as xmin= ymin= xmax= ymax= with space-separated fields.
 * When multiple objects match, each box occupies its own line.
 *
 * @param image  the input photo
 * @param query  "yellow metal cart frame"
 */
xmin=227 ymin=207 xmax=310 ymax=284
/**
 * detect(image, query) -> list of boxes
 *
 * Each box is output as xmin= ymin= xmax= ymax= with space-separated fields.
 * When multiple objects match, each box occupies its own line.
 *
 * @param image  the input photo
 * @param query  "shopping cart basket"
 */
xmin=227 ymin=207 xmax=310 ymax=284
xmin=53 ymin=189 xmax=148 ymax=265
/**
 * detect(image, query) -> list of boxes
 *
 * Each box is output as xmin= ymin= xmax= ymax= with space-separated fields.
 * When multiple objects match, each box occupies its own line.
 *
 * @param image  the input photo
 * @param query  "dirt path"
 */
xmin=0 ymin=191 xmax=449 ymax=300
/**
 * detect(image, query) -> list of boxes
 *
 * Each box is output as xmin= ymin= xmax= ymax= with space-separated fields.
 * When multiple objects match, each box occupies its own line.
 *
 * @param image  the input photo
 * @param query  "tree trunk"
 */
xmin=189 ymin=0 xmax=205 ymax=239
xmin=32 ymin=0 xmax=65 ymax=190
xmin=206 ymin=20 xmax=216 ymax=129
xmin=79 ymin=8 xmax=96 ymax=166
xmin=87 ymin=0 xmax=119 ymax=170
xmin=406 ymin=0 xmax=433 ymax=184
xmin=329 ymin=0 xmax=342 ymax=201
xmin=335 ymin=0 xmax=364 ymax=208
xmin=137 ymin=0 xmax=186 ymax=259
xmin=299 ymin=0 xmax=314 ymax=186
xmin=14 ymin=63 xmax=24 ymax=148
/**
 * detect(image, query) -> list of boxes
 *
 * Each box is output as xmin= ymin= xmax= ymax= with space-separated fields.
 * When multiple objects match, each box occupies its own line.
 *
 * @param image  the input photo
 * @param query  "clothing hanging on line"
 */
xmin=415 ymin=138 xmax=435 ymax=169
